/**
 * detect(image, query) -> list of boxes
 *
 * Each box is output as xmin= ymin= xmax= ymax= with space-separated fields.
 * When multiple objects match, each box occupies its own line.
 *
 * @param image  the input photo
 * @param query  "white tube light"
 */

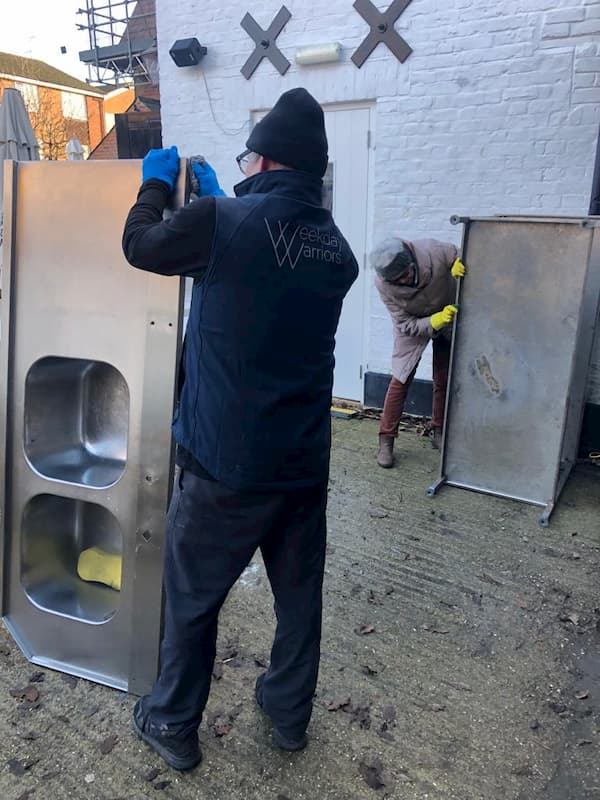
xmin=295 ymin=43 xmax=342 ymax=66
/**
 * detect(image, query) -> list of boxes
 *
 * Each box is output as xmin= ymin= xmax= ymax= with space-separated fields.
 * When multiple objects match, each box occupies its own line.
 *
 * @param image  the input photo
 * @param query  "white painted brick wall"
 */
xmin=156 ymin=0 xmax=600 ymax=404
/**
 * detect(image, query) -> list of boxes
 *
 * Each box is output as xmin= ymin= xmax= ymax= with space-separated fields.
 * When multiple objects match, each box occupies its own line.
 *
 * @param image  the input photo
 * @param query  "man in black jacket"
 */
xmin=122 ymin=88 xmax=358 ymax=770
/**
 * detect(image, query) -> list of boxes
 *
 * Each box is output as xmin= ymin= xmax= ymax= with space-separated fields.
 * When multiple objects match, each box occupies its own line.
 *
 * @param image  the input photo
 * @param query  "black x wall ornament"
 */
xmin=241 ymin=6 xmax=292 ymax=79
xmin=351 ymin=0 xmax=413 ymax=68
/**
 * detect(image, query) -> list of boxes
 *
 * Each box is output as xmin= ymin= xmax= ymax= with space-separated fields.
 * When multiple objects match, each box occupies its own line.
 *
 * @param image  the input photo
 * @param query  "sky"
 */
xmin=0 ymin=1 xmax=98 ymax=81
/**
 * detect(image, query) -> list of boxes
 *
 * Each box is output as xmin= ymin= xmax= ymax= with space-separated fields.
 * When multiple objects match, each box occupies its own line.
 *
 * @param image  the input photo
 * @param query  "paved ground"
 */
xmin=0 ymin=418 xmax=599 ymax=800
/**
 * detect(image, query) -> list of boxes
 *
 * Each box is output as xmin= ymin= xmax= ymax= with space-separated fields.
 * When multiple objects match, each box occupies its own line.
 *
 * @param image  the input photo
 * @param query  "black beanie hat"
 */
xmin=246 ymin=88 xmax=328 ymax=177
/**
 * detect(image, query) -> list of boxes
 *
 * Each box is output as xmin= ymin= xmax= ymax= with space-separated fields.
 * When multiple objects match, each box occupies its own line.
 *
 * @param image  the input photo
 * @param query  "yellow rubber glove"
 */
xmin=430 ymin=304 xmax=458 ymax=331
xmin=451 ymin=257 xmax=466 ymax=279
xmin=77 ymin=547 xmax=122 ymax=591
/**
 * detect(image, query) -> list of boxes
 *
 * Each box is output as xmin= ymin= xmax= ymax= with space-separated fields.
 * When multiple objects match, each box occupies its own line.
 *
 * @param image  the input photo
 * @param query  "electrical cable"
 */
xmin=201 ymin=70 xmax=249 ymax=137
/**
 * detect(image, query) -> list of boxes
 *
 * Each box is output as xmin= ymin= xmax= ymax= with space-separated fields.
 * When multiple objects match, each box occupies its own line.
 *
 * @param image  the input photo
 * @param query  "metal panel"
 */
xmin=430 ymin=216 xmax=600 ymax=525
xmin=0 ymin=159 xmax=183 ymax=691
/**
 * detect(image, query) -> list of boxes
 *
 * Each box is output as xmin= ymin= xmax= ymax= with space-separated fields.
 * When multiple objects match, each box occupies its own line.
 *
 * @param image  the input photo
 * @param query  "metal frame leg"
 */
xmin=538 ymin=501 xmax=554 ymax=528
xmin=427 ymin=476 xmax=447 ymax=497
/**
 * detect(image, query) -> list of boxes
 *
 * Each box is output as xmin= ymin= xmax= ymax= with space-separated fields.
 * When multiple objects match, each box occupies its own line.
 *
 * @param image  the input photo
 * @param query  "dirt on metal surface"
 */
xmin=0 ymin=418 xmax=599 ymax=799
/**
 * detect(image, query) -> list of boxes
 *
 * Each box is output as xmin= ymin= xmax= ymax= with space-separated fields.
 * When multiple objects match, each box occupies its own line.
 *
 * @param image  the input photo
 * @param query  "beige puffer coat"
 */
xmin=375 ymin=238 xmax=457 ymax=383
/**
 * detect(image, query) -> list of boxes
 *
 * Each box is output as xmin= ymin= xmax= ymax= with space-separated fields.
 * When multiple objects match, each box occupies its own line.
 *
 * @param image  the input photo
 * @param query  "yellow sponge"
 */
xmin=77 ymin=547 xmax=122 ymax=592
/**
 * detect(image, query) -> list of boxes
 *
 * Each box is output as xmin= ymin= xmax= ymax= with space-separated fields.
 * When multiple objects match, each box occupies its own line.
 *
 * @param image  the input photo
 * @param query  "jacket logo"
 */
xmin=264 ymin=219 xmax=303 ymax=269
xmin=264 ymin=218 xmax=344 ymax=268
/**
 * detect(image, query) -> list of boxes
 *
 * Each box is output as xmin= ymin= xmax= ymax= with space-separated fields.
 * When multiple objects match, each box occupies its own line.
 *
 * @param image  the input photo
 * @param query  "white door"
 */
xmin=253 ymin=104 xmax=372 ymax=401
xmin=323 ymin=106 xmax=371 ymax=401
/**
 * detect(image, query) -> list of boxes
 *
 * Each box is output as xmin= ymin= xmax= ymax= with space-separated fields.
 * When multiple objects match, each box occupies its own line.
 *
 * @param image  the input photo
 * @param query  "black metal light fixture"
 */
xmin=169 ymin=38 xmax=207 ymax=67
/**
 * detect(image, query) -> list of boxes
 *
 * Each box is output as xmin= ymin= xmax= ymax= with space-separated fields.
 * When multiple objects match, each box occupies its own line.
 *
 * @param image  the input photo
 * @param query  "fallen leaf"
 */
xmin=361 ymin=664 xmax=378 ymax=677
xmin=154 ymin=781 xmax=171 ymax=790
xmin=17 ymin=731 xmax=39 ymax=741
xmin=8 ymin=759 xmax=26 ymax=776
xmin=213 ymin=716 xmax=233 ymax=737
xmin=359 ymin=757 xmax=387 ymax=790
xmin=8 ymin=757 xmax=39 ymax=776
xmin=10 ymin=685 xmax=40 ymax=703
xmin=442 ymin=679 xmax=473 ymax=693
xmin=548 ymin=701 xmax=567 ymax=714
xmin=28 ymin=672 xmax=45 ymax=683
xmin=41 ymin=770 xmax=61 ymax=781
xmin=377 ymin=725 xmax=395 ymax=743
xmin=206 ymin=710 xmax=219 ymax=727
xmin=350 ymin=704 xmax=371 ymax=729
xmin=145 ymin=767 xmax=161 ymax=782
xmin=218 ymin=642 xmax=238 ymax=661
xmin=356 ymin=624 xmax=375 ymax=636
xmin=100 ymin=734 xmax=118 ymax=754
xmin=421 ymin=625 xmax=449 ymax=635
xmin=479 ymin=573 xmax=503 ymax=587
xmin=575 ymin=690 xmax=590 ymax=700
xmin=512 ymin=764 xmax=533 ymax=777
xmin=326 ymin=696 xmax=351 ymax=711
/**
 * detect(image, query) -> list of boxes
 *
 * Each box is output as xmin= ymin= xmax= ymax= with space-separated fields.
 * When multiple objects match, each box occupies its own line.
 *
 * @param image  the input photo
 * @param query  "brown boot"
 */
xmin=377 ymin=435 xmax=395 ymax=468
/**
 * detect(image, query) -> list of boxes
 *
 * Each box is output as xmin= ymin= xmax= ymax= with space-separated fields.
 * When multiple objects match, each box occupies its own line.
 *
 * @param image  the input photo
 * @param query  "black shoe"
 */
xmin=255 ymin=673 xmax=308 ymax=752
xmin=133 ymin=697 xmax=202 ymax=771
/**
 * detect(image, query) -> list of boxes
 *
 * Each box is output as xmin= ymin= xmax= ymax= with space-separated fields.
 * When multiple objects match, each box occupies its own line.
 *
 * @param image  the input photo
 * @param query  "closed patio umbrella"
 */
xmin=0 ymin=87 xmax=40 ymax=298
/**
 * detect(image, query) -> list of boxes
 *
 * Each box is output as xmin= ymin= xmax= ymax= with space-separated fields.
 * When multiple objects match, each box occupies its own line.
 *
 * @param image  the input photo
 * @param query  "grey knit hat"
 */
xmin=371 ymin=238 xmax=416 ymax=282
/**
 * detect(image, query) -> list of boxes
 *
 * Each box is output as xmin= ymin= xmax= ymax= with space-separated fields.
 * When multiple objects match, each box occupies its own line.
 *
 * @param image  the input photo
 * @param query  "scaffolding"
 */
xmin=77 ymin=0 xmax=157 ymax=88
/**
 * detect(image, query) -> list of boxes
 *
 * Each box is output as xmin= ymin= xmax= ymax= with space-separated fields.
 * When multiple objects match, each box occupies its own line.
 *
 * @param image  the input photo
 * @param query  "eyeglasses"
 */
xmin=236 ymin=149 xmax=253 ymax=174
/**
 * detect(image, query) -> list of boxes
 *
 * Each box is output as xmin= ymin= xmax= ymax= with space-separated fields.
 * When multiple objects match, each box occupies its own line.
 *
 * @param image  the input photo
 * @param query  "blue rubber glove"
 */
xmin=142 ymin=146 xmax=180 ymax=189
xmin=192 ymin=160 xmax=226 ymax=197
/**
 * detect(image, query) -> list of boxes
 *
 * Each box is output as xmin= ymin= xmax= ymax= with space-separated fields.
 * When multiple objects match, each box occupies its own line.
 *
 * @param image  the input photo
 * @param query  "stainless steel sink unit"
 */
xmin=0 ymin=159 xmax=185 ymax=693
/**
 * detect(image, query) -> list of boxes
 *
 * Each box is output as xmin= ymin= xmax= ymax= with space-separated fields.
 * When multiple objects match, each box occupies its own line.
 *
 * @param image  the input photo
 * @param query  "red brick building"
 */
xmin=0 ymin=51 xmax=106 ymax=160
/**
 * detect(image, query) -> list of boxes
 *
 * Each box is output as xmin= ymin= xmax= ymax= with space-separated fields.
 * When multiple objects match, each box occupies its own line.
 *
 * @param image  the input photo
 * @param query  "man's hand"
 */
xmin=451 ymin=257 xmax=466 ymax=279
xmin=192 ymin=160 xmax=226 ymax=197
xmin=142 ymin=146 xmax=180 ymax=189
xmin=431 ymin=304 xmax=459 ymax=331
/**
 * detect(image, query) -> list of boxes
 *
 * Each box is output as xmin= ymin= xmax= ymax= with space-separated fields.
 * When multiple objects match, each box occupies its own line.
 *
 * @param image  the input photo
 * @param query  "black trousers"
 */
xmin=145 ymin=468 xmax=328 ymax=740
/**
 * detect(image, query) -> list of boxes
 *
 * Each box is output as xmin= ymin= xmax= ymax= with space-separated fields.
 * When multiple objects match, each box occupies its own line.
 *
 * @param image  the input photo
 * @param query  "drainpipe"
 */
xmin=589 ymin=124 xmax=600 ymax=215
